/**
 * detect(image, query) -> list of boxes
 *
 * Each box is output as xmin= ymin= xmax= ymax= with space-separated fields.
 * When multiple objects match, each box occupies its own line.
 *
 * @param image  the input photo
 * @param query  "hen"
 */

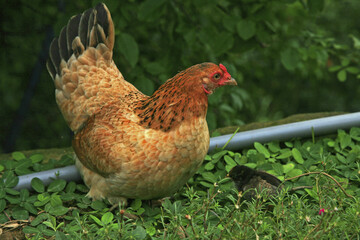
xmin=47 ymin=3 xmax=237 ymax=204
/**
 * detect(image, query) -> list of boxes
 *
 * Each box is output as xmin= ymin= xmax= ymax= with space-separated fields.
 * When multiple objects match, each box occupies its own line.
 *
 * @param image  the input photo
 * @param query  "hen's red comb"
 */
xmin=219 ymin=64 xmax=227 ymax=73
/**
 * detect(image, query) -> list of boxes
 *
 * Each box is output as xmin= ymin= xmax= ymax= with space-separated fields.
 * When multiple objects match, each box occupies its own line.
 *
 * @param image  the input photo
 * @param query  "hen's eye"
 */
xmin=213 ymin=73 xmax=221 ymax=80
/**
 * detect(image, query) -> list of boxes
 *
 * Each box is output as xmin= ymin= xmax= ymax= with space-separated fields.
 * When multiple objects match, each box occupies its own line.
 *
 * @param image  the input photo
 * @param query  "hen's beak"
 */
xmin=223 ymin=77 xmax=237 ymax=86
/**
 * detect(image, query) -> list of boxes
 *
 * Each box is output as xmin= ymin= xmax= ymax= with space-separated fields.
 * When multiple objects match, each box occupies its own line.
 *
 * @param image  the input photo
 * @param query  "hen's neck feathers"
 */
xmin=135 ymin=68 xmax=208 ymax=132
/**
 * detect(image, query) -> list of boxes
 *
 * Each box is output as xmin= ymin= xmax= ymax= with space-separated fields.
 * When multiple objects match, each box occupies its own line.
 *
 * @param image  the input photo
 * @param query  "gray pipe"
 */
xmin=14 ymin=112 xmax=360 ymax=190
xmin=209 ymin=112 xmax=360 ymax=152
xmin=14 ymin=165 xmax=82 ymax=190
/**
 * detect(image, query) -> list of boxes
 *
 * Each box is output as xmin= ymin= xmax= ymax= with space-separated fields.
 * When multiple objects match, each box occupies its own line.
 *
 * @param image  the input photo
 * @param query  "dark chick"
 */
xmin=228 ymin=165 xmax=283 ymax=200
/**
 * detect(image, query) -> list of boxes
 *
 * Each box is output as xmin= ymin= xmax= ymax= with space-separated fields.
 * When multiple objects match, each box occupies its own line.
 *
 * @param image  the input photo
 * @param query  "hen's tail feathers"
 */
xmin=47 ymin=3 xmax=114 ymax=79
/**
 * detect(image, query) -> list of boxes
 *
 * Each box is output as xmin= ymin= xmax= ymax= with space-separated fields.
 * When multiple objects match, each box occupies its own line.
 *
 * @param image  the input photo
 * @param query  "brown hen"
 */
xmin=47 ymin=3 xmax=237 ymax=204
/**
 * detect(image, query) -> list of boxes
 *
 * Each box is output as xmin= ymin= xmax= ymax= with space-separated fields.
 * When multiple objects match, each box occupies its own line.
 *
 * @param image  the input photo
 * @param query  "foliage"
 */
xmin=1 ymin=0 xmax=360 ymax=152
xmin=0 ymin=127 xmax=359 ymax=239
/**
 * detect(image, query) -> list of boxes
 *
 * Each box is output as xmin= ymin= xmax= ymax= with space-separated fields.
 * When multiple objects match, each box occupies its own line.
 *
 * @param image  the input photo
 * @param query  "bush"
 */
xmin=1 ymin=0 xmax=359 ymax=152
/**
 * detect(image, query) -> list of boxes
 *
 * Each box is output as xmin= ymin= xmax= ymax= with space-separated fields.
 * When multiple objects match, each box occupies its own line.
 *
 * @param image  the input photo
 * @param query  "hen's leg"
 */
xmin=75 ymin=156 xmax=128 ymax=205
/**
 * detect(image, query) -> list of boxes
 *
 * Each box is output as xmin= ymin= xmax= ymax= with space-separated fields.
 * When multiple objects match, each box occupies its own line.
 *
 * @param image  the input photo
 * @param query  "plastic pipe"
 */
xmin=209 ymin=112 xmax=360 ymax=152
xmin=14 ymin=165 xmax=81 ymax=190
xmin=14 ymin=112 xmax=360 ymax=190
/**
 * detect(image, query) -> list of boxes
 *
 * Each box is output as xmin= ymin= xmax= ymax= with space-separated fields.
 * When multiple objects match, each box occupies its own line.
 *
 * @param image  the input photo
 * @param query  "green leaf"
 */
xmin=283 ymin=162 xmax=295 ymax=173
xmin=281 ymin=48 xmax=300 ymax=71
xmin=118 ymin=33 xmax=139 ymax=67
xmin=12 ymin=208 xmax=29 ymax=220
xmin=50 ymin=194 xmax=62 ymax=207
xmin=305 ymin=188 xmax=319 ymax=200
xmin=55 ymin=231 xmax=68 ymax=240
xmin=31 ymin=213 xmax=49 ymax=226
xmin=23 ymin=226 xmax=40 ymax=234
xmin=346 ymin=67 xmax=359 ymax=74
xmin=136 ymin=207 xmax=145 ymax=216
xmin=204 ymin=162 xmax=215 ymax=170
xmin=42 ymin=221 xmax=55 ymax=229
xmin=212 ymin=150 xmax=228 ymax=161
xmin=20 ymin=189 xmax=29 ymax=201
xmin=201 ymin=172 xmax=217 ymax=183
xmin=350 ymin=127 xmax=360 ymax=141
xmin=101 ymin=212 xmax=114 ymax=225
xmin=199 ymin=181 xmax=213 ymax=188
xmin=47 ymin=179 xmax=67 ymax=192
xmin=237 ymin=20 xmax=256 ymax=40
xmin=133 ymin=225 xmax=147 ymax=240
xmin=272 ymin=163 xmax=283 ymax=175
xmin=338 ymin=130 xmax=352 ymax=149
xmin=24 ymin=202 xmax=38 ymax=215
xmin=31 ymin=178 xmax=44 ymax=194
xmin=0 ymin=199 xmax=6 ymax=212
xmin=6 ymin=195 xmax=21 ymax=204
xmin=134 ymin=76 xmax=155 ymax=96
xmin=0 ymin=164 xmax=4 ymax=172
xmin=308 ymin=0 xmax=324 ymax=13
xmin=90 ymin=215 xmax=103 ymax=226
xmin=350 ymin=34 xmax=360 ymax=49
xmin=91 ymin=200 xmax=106 ymax=211
xmin=341 ymin=58 xmax=350 ymax=67
xmin=30 ymin=154 xmax=44 ymax=163
xmin=268 ymin=142 xmax=281 ymax=153
xmin=328 ymin=65 xmax=342 ymax=72
xmin=254 ymin=142 xmax=270 ymax=158
xmin=143 ymin=62 xmax=166 ymax=75
xmin=138 ymin=0 xmax=166 ymax=21
xmin=48 ymin=205 xmax=69 ymax=216
xmin=145 ymin=223 xmax=156 ymax=236
xmin=131 ymin=199 xmax=142 ymax=211
xmin=212 ymin=32 xmax=234 ymax=57
xmin=244 ymin=163 xmax=257 ymax=169
xmin=292 ymin=148 xmax=304 ymax=164
xmin=286 ymin=168 xmax=303 ymax=178
xmin=4 ymin=172 xmax=19 ymax=188
xmin=16 ymin=159 xmax=33 ymax=170
xmin=277 ymin=149 xmax=292 ymax=159
xmin=65 ymin=181 xmax=76 ymax=193
xmin=5 ymin=188 xmax=19 ymax=196
xmin=224 ymin=155 xmax=237 ymax=167
xmin=337 ymin=69 xmax=347 ymax=82
xmin=12 ymin=151 xmax=26 ymax=161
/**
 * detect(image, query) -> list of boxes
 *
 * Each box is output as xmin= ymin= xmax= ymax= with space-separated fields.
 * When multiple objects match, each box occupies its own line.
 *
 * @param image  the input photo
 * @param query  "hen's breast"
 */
xmin=106 ymin=115 xmax=210 ymax=199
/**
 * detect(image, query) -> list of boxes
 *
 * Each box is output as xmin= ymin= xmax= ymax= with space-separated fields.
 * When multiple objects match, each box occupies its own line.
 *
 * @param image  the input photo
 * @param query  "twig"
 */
xmin=185 ymin=215 xmax=197 ymax=238
xmin=290 ymin=186 xmax=313 ymax=191
xmin=203 ymin=188 xmax=220 ymax=232
xmin=221 ymin=127 xmax=240 ymax=150
xmin=304 ymin=218 xmax=323 ymax=240
xmin=316 ymin=176 xmax=322 ymax=209
xmin=284 ymin=171 xmax=354 ymax=199
xmin=178 ymin=225 xmax=189 ymax=238
xmin=252 ymin=227 xmax=260 ymax=240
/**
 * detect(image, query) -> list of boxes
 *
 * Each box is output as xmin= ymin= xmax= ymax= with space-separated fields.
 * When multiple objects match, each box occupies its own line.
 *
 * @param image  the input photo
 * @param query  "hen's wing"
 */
xmin=47 ymin=3 xmax=146 ymax=132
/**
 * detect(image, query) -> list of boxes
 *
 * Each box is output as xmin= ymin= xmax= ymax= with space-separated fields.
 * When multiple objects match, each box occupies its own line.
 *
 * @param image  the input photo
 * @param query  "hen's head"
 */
xmin=194 ymin=63 xmax=237 ymax=95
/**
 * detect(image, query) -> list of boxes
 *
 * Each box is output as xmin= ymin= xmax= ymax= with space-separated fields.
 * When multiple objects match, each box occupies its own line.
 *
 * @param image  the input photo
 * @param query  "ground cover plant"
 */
xmin=0 ymin=127 xmax=359 ymax=239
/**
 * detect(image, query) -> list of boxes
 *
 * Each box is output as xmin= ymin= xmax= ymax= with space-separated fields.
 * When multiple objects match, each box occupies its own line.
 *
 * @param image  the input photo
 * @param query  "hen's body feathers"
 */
xmin=47 ymin=3 xmax=236 ymax=204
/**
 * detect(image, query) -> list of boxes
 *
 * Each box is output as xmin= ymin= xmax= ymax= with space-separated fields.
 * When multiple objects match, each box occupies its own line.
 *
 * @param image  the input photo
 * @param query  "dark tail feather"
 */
xmin=47 ymin=3 xmax=114 ymax=80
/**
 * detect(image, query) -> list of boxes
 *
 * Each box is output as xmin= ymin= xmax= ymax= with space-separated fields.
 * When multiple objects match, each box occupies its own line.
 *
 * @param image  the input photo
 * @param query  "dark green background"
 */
xmin=1 ymin=0 xmax=359 ymax=153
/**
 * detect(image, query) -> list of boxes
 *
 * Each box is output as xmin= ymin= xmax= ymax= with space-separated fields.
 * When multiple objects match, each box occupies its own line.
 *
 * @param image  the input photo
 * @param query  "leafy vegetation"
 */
xmin=1 ymin=0 xmax=360 ymax=152
xmin=1 ymin=127 xmax=359 ymax=239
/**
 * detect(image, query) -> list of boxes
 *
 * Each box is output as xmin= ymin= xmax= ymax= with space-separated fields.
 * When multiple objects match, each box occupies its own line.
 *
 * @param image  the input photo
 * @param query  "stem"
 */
xmin=284 ymin=171 xmax=354 ymax=199
xmin=221 ymin=127 xmax=240 ymax=150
